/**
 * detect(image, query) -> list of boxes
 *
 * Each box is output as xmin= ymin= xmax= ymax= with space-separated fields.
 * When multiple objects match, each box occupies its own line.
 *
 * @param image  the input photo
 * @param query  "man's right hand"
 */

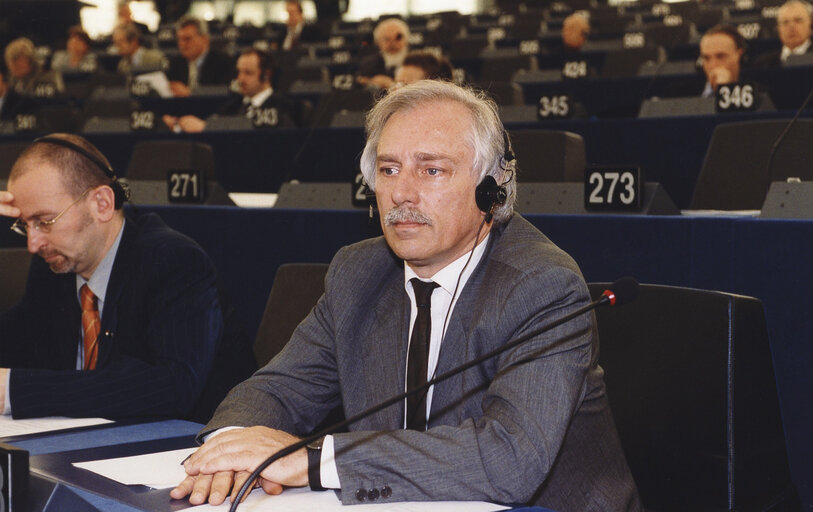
xmin=0 ymin=191 xmax=21 ymax=219
xmin=170 ymin=470 xmax=282 ymax=505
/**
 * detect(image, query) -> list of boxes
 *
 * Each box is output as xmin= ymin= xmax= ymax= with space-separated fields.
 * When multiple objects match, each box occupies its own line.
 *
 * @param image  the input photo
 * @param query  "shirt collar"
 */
xmin=782 ymin=39 xmax=811 ymax=60
xmin=76 ymin=219 xmax=125 ymax=306
xmin=403 ymin=233 xmax=491 ymax=297
xmin=247 ymin=86 xmax=273 ymax=108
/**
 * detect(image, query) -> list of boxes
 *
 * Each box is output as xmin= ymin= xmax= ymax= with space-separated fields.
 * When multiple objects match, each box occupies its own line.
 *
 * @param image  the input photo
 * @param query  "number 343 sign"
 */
xmin=584 ymin=167 xmax=643 ymax=212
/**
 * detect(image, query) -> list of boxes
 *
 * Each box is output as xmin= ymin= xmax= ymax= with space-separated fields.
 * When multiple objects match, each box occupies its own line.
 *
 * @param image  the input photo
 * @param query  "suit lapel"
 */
xmin=96 ymin=218 xmax=135 ymax=366
xmin=358 ymin=266 xmax=409 ymax=429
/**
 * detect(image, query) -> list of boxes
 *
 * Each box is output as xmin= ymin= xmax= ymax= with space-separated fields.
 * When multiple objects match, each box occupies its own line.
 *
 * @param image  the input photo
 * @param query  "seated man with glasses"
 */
xmin=356 ymin=17 xmax=410 ymax=90
xmin=0 ymin=134 xmax=236 ymax=420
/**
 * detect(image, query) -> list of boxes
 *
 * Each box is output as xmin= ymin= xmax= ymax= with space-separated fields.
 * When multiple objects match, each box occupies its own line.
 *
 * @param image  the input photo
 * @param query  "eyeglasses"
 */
xmin=10 ymin=188 xmax=92 ymax=237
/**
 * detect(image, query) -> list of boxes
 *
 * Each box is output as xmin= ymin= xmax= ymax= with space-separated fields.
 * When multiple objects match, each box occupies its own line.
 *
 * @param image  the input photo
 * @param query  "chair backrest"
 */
xmin=0 ymin=142 xmax=30 ymax=179
xmin=691 ymin=119 xmax=813 ymax=210
xmin=0 ymin=248 xmax=32 ymax=312
xmin=254 ymin=263 xmax=329 ymax=367
xmin=509 ymin=129 xmax=587 ymax=182
xmin=126 ymin=140 xmax=217 ymax=181
xmin=588 ymin=283 xmax=794 ymax=511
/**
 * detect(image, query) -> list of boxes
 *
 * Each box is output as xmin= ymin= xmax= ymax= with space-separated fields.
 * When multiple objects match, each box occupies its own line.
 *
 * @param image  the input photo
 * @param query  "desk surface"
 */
xmin=8 ymin=420 xmax=549 ymax=512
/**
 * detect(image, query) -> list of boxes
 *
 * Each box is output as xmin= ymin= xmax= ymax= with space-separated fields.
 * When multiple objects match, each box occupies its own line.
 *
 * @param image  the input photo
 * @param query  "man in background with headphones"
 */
xmin=173 ymin=80 xmax=641 ymax=511
xmin=0 ymin=134 xmax=231 ymax=420
xmin=163 ymin=48 xmax=297 ymax=132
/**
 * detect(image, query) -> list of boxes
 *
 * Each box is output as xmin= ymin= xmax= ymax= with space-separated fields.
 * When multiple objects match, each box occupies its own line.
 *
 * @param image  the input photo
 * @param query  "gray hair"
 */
xmin=177 ymin=15 xmax=209 ymax=36
xmin=359 ymin=80 xmax=516 ymax=224
xmin=373 ymin=17 xmax=410 ymax=44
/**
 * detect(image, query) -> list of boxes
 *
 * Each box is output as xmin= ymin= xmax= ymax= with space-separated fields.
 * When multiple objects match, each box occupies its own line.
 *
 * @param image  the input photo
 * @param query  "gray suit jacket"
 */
xmin=203 ymin=215 xmax=641 ymax=511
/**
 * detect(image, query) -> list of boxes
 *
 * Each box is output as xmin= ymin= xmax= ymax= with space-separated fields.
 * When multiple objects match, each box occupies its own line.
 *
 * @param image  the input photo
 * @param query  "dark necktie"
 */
xmin=80 ymin=284 xmax=100 ymax=370
xmin=406 ymin=278 xmax=439 ymax=431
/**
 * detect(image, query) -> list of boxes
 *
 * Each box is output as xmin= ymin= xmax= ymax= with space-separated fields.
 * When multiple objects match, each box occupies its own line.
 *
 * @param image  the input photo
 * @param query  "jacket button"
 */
xmin=381 ymin=486 xmax=392 ymax=498
xmin=368 ymin=488 xmax=380 ymax=501
xmin=355 ymin=488 xmax=368 ymax=502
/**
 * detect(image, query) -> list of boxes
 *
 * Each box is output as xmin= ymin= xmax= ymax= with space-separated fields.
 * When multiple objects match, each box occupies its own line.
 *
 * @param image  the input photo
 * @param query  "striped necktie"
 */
xmin=80 ymin=284 xmax=100 ymax=370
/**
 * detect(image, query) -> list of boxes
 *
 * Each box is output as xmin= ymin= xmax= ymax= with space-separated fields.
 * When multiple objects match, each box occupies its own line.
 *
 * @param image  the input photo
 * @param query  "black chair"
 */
xmin=588 ymin=283 xmax=796 ymax=511
xmin=253 ymin=263 xmax=329 ymax=367
xmin=509 ymin=129 xmax=586 ymax=182
xmin=0 ymin=248 xmax=32 ymax=312
xmin=691 ymin=119 xmax=813 ymax=210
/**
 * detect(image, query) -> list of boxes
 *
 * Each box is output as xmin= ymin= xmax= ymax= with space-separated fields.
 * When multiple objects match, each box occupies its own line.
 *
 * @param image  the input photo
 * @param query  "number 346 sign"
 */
xmin=584 ymin=167 xmax=642 ymax=212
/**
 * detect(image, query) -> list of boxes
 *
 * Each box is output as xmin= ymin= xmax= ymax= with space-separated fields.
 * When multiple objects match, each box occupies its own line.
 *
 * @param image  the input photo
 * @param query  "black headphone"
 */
xmin=34 ymin=136 xmax=130 ymax=209
xmin=474 ymin=129 xmax=514 ymax=221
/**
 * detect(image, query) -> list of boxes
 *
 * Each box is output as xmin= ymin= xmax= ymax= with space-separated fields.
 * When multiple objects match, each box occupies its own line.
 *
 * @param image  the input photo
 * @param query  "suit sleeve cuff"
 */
xmin=4 ymin=369 xmax=11 ymax=415
xmin=320 ymin=434 xmax=340 ymax=489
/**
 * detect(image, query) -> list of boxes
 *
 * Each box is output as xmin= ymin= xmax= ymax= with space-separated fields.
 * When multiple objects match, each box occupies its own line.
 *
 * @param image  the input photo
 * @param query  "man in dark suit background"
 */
xmin=172 ymin=80 xmax=641 ymax=511
xmin=162 ymin=48 xmax=297 ymax=132
xmin=275 ymin=0 xmax=322 ymax=51
xmin=0 ymin=134 xmax=248 ymax=420
xmin=662 ymin=24 xmax=746 ymax=98
xmin=167 ymin=15 xmax=234 ymax=97
xmin=754 ymin=0 xmax=813 ymax=67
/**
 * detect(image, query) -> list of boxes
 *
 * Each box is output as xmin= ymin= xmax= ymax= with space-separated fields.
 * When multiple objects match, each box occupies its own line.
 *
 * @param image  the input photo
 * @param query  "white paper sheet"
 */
xmin=74 ymin=448 xmax=509 ymax=511
xmin=0 ymin=416 xmax=113 ymax=438
xmin=73 ymin=447 xmax=195 ymax=489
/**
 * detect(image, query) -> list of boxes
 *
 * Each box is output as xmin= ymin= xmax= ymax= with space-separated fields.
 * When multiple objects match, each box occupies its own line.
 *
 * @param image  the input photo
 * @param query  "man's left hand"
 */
xmin=181 ymin=426 xmax=308 ymax=490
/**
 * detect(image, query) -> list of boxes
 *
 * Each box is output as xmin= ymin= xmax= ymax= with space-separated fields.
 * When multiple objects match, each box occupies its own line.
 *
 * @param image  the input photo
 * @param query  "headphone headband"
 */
xmin=34 ymin=136 xmax=116 ymax=180
xmin=33 ymin=136 xmax=130 ymax=208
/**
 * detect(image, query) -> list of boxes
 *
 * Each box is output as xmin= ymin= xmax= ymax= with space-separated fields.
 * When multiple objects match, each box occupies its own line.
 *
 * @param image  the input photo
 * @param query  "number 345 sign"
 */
xmin=584 ymin=167 xmax=643 ymax=212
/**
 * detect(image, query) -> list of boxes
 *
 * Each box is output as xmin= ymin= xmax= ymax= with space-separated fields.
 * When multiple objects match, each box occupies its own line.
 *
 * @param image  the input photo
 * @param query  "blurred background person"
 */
xmin=113 ymin=23 xmax=167 ymax=75
xmin=167 ymin=16 xmax=234 ymax=97
xmin=560 ymin=13 xmax=590 ymax=53
xmin=4 ymin=38 xmax=64 ymax=97
xmin=51 ymin=26 xmax=97 ymax=73
xmin=754 ymin=0 xmax=813 ymax=67
xmin=392 ymin=51 xmax=453 ymax=88
xmin=163 ymin=48 xmax=297 ymax=132
xmin=275 ymin=0 xmax=322 ymax=51
xmin=356 ymin=17 xmax=410 ymax=89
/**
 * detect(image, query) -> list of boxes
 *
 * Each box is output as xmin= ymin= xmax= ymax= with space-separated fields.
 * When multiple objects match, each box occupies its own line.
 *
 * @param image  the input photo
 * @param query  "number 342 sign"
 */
xmin=584 ymin=167 xmax=643 ymax=212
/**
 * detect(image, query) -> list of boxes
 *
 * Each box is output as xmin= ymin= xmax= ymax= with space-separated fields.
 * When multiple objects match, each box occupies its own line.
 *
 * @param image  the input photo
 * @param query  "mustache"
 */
xmin=384 ymin=207 xmax=433 ymax=226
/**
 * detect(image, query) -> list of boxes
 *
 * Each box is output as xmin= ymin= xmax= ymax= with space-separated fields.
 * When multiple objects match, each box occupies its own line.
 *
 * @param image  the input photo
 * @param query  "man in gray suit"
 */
xmin=172 ymin=80 xmax=642 ymax=511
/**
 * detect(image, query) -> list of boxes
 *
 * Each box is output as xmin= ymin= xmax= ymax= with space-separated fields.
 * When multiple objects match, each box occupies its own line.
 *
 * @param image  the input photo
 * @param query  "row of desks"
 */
xmin=4 ymin=108 xmax=811 ymax=209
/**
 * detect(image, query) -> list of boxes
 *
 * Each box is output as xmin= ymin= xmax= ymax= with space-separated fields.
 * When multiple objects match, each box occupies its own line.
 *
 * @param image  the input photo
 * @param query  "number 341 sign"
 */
xmin=584 ymin=167 xmax=643 ymax=212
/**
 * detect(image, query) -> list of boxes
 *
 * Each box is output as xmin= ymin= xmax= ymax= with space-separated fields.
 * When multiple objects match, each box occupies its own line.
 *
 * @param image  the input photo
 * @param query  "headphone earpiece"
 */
xmin=34 ymin=136 xmax=130 ymax=209
xmin=475 ymin=175 xmax=507 ymax=222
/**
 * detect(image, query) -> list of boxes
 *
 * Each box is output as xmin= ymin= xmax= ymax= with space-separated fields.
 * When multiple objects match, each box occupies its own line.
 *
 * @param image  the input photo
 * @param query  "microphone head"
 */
xmin=601 ymin=277 xmax=639 ymax=306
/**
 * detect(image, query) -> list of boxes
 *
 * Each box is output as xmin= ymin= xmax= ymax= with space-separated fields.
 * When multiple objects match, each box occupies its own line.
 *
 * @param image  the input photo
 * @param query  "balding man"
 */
xmin=356 ymin=17 xmax=410 ymax=89
xmin=755 ymin=0 xmax=813 ymax=67
xmin=561 ymin=13 xmax=590 ymax=52
xmin=0 ymin=135 xmax=252 ymax=420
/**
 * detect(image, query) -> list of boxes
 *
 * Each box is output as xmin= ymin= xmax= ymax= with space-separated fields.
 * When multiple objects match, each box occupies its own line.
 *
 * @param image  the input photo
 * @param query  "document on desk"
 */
xmin=73 ymin=447 xmax=195 ymax=488
xmin=0 ymin=415 xmax=112 ymax=438
xmin=74 ymin=448 xmax=509 ymax=511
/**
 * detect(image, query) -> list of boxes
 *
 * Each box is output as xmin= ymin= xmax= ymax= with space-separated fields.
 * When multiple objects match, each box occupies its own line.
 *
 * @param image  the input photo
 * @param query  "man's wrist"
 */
xmin=306 ymin=436 xmax=326 ymax=491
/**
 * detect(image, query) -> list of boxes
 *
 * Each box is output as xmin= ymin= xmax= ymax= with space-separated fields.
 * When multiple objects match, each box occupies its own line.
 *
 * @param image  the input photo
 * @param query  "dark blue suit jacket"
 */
xmin=0 ymin=213 xmax=225 ymax=419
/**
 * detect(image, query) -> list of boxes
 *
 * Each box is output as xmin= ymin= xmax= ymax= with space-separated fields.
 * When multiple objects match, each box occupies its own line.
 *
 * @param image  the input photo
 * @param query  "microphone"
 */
xmin=223 ymin=277 xmax=640 ymax=511
xmin=764 ymin=85 xmax=813 ymax=178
